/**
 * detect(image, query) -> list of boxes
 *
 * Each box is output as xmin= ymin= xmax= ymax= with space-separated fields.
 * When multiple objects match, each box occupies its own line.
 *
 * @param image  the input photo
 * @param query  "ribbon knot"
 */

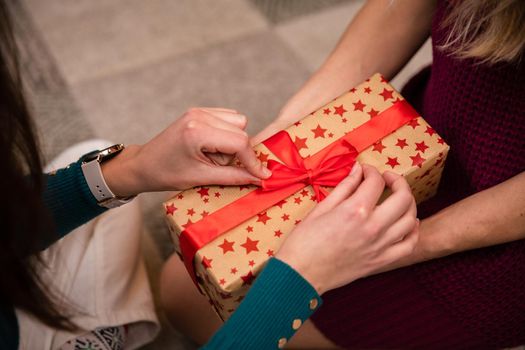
xmin=261 ymin=132 xmax=358 ymax=202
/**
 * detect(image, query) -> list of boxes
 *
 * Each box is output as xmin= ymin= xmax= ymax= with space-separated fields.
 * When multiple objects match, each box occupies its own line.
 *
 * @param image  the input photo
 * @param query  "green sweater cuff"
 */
xmin=203 ymin=257 xmax=321 ymax=350
xmin=41 ymin=159 xmax=107 ymax=248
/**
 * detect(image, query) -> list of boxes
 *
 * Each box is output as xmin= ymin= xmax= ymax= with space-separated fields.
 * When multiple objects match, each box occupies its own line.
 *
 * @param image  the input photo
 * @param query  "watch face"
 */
xmin=81 ymin=144 xmax=124 ymax=163
xmin=81 ymin=150 xmax=102 ymax=163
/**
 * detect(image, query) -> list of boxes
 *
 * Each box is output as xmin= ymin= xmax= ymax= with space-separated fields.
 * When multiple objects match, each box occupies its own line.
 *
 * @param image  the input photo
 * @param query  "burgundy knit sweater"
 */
xmin=311 ymin=1 xmax=525 ymax=349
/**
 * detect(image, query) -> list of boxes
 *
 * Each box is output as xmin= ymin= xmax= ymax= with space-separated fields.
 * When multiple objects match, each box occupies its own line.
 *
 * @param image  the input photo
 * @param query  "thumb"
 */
xmin=205 ymin=165 xmax=261 ymax=186
xmin=310 ymin=162 xmax=363 ymax=218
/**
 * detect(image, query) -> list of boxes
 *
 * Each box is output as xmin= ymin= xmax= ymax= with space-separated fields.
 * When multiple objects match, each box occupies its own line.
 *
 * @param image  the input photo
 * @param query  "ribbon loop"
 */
xmin=261 ymin=131 xmax=358 ymax=203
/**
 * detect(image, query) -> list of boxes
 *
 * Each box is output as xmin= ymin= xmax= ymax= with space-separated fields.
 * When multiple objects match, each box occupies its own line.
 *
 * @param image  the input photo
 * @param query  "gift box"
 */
xmin=164 ymin=73 xmax=449 ymax=320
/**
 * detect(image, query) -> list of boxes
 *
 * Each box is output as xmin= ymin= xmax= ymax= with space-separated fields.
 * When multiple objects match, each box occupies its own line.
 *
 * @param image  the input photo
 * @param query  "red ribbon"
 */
xmin=262 ymin=134 xmax=358 ymax=201
xmin=179 ymin=100 xmax=419 ymax=285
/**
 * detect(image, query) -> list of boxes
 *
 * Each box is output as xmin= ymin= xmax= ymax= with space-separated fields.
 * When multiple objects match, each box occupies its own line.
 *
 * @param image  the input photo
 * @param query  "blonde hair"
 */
xmin=441 ymin=0 xmax=525 ymax=64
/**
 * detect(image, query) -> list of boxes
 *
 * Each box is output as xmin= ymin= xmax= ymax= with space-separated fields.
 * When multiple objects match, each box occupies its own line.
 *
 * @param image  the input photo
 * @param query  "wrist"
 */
xmin=275 ymin=251 xmax=329 ymax=295
xmin=101 ymin=144 xmax=143 ymax=197
xmin=416 ymin=215 xmax=456 ymax=262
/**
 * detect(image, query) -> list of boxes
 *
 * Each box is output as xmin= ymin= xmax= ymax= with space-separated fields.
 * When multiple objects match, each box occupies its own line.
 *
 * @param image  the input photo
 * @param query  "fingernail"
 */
xmin=262 ymin=167 xmax=272 ymax=178
xmin=233 ymin=114 xmax=247 ymax=123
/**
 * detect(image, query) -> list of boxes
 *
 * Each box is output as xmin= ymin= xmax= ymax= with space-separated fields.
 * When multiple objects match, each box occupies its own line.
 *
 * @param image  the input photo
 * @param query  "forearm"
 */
xmin=423 ymin=172 xmax=525 ymax=256
xmin=203 ymin=258 xmax=321 ymax=349
xmin=384 ymin=171 xmax=525 ymax=272
xmin=278 ymin=0 xmax=435 ymax=123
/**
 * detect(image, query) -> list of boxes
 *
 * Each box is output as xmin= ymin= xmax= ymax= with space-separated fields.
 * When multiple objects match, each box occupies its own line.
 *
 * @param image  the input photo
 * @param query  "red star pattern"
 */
xmin=380 ymin=75 xmax=388 ymax=83
xmin=368 ymin=108 xmax=379 ymax=118
xmin=267 ymin=249 xmax=274 ymax=257
xmin=281 ymin=214 xmax=290 ymax=221
xmin=230 ymin=267 xmax=238 ymax=274
xmin=407 ymin=118 xmax=420 ymax=129
xmin=294 ymin=197 xmax=302 ymax=204
xmin=219 ymin=279 xmax=226 ymax=286
xmin=176 ymin=193 xmax=184 ymax=199
xmin=240 ymin=237 xmax=259 ymax=254
xmin=218 ymin=239 xmax=235 ymax=254
xmin=165 ymin=203 xmax=177 ymax=215
xmin=396 ymin=138 xmax=408 ymax=149
xmin=186 ymin=208 xmax=195 ymax=216
xmin=256 ymin=211 xmax=271 ymax=224
xmin=364 ymin=86 xmax=372 ymax=94
xmin=274 ymin=230 xmax=283 ymax=237
xmin=248 ymin=260 xmax=255 ymax=267
xmin=415 ymin=141 xmax=429 ymax=153
xmin=300 ymin=189 xmax=309 ymax=197
xmin=182 ymin=219 xmax=194 ymax=229
xmin=200 ymin=210 xmax=209 ymax=218
xmin=196 ymin=187 xmax=209 ymax=198
xmin=334 ymin=105 xmax=347 ymax=117
xmin=328 ymin=132 xmax=334 ymax=138
xmin=410 ymin=153 xmax=426 ymax=168
xmin=275 ymin=200 xmax=287 ymax=208
xmin=241 ymin=271 xmax=255 ymax=286
xmin=323 ymin=108 xmax=331 ymax=115
xmin=257 ymin=152 xmax=269 ymax=163
xmin=373 ymin=141 xmax=386 ymax=153
xmin=294 ymin=121 xmax=302 ymax=127
xmin=245 ymin=226 xmax=253 ymax=232
xmin=386 ymin=157 xmax=400 ymax=168
xmin=353 ymin=100 xmax=366 ymax=111
xmin=295 ymin=219 xmax=301 ymax=225
xmin=425 ymin=126 xmax=436 ymax=136
xmin=311 ymin=124 xmax=327 ymax=138
xmin=214 ymin=192 xmax=221 ymax=198
xmin=294 ymin=136 xmax=308 ymax=151
xmin=201 ymin=256 xmax=213 ymax=269
xmin=239 ymin=185 xmax=251 ymax=191
xmin=203 ymin=197 xmax=209 ymax=203
xmin=437 ymin=137 xmax=445 ymax=145
xmin=341 ymin=118 xmax=348 ymax=123
xmin=379 ymin=88 xmax=394 ymax=101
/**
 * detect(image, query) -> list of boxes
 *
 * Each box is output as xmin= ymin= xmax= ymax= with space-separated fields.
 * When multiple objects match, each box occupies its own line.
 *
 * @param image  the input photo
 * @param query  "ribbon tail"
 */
xmin=318 ymin=187 xmax=330 ymax=202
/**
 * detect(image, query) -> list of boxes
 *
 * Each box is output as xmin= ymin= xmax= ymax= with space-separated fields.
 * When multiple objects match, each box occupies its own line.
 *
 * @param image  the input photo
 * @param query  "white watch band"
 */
xmin=81 ymin=159 xmax=133 ymax=208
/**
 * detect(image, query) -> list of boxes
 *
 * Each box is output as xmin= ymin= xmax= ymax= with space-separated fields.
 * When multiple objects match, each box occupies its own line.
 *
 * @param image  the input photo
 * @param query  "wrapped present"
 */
xmin=164 ymin=73 xmax=449 ymax=320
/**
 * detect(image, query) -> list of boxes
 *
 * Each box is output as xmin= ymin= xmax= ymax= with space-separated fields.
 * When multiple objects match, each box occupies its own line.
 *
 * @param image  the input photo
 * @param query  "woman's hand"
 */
xmin=101 ymin=107 xmax=271 ymax=197
xmin=276 ymin=163 xmax=419 ymax=295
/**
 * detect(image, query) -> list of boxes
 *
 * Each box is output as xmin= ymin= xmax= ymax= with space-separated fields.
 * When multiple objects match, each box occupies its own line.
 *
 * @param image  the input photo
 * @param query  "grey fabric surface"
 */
xmin=10 ymin=1 xmax=95 ymax=163
xmin=250 ymin=0 xmax=351 ymax=23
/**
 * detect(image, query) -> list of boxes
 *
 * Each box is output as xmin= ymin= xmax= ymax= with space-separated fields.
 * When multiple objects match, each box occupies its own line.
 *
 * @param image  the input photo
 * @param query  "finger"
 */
xmin=200 ymin=107 xmax=239 ymax=114
xmin=200 ymin=108 xmax=248 ymax=130
xmin=309 ymin=163 xmax=363 ymax=218
xmin=379 ymin=221 xmax=419 ymax=264
xmin=371 ymin=172 xmax=414 ymax=227
xmin=200 ymin=165 xmax=261 ymax=186
xmin=375 ymin=207 xmax=417 ymax=248
xmin=341 ymin=164 xmax=385 ymax=212
xmin=198 ymin=127 xmax=271 ymax=179
xmin=205 ymin=152 xmax=235 ymax=166
xmin=198 ymin=110 xmax=248 ymax=135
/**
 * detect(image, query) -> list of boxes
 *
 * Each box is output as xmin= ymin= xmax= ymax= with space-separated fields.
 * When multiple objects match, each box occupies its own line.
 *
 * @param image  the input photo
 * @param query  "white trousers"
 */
xmin=16 ymin=140 xmax=159 ymax=349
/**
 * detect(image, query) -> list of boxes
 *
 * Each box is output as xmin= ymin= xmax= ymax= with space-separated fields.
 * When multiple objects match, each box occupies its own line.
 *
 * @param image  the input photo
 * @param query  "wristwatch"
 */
xmin=81 ymin=144 xmax=136 ymax=209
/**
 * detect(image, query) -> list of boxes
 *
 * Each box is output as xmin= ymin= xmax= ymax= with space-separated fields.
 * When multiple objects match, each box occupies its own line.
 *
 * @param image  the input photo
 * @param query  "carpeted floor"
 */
xmin=12 ymin=1 xmax=433 ymax=348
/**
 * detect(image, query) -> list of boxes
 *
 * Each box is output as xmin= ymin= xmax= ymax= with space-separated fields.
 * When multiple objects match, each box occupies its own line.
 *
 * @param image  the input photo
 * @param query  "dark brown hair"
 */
xmin=0 ymin=1 xmax=75 ymax=331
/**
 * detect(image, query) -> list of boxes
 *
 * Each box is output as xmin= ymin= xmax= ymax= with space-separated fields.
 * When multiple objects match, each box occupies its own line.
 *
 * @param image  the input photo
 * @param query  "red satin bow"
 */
xmin=261 ymin=132 xmax=358 ymax=201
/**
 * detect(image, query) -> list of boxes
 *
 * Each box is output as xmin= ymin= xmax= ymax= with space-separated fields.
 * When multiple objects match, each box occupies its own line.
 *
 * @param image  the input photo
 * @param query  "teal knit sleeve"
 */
xmin=41 ymin=159 xmax=107 ymax=248
xmin=203 ymin=258 xmax=322 ymax=350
